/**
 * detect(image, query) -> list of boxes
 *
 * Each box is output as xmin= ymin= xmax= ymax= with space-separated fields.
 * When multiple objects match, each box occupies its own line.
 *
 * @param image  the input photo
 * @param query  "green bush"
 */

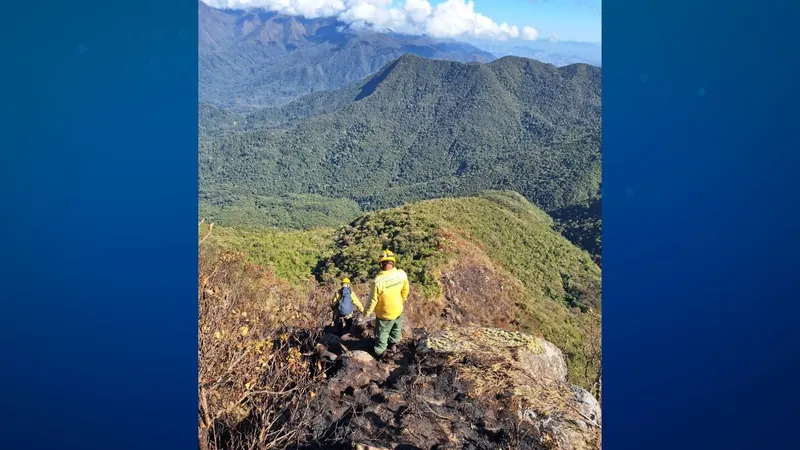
xmin=200 ymin=223 xmax=335 ymax=284
xmin=315 ymin=207 xmax=446 ymax=298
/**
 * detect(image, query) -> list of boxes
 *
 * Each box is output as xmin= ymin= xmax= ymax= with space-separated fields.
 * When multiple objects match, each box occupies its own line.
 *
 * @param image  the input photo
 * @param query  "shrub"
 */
xmin=198 ymin=245 xmax=329 ymax=450
xmin=315 ymin=208 xmax=447 ymax=298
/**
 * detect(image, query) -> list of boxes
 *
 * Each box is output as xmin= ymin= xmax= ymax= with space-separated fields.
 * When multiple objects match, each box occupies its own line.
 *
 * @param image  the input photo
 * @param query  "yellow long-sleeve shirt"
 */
xmin=365 ymin=267 xmax=409 ymax=321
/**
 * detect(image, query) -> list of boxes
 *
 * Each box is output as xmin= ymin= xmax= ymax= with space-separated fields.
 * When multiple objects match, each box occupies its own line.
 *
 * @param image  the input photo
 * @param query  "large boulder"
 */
xmin=420 ymin=327 xmax=569 ymax=382
xmin=419 ymin=327 xmax=601 ymax=450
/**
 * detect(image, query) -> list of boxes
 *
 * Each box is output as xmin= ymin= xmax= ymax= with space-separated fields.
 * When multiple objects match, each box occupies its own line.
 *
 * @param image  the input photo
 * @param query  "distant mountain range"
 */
xmin=469 ymin=39 xmax=602 ymax=68
xmin=199 ymin=54 xmax=601 ymax=260
xmin=199 ymin=0 xmax=496 ymax=109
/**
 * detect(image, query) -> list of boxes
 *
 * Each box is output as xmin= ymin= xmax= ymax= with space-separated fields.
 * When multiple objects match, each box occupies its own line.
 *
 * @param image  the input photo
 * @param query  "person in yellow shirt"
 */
xmin=364 ymin=249 xmax=409 ymax=359
xmin=331 ymin=278 xmax=364 ymax=337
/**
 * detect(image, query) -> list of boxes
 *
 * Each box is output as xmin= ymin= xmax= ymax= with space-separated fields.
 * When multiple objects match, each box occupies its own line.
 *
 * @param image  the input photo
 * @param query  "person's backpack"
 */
xmin=337 ymin=285 xmax=354 ymax=316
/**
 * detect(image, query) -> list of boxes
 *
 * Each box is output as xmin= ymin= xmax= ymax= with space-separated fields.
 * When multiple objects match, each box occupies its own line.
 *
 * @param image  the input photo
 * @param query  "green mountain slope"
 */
xmin=551 ymin=196 xmax=602 ymax=266
xmin=200 ymin=54 xmax=601 ymax=258
xmin=201 ymin=191 xmax=601 ymax=390
xmin=199 ymin=1 xmax=495 ymax=109
xmin=198 ymin=193 xmax=361 ymax=229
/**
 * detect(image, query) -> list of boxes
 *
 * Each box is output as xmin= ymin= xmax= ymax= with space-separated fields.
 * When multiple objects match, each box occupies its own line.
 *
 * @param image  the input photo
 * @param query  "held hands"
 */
xmin=360 ymin=311 xmax=375 ymax=323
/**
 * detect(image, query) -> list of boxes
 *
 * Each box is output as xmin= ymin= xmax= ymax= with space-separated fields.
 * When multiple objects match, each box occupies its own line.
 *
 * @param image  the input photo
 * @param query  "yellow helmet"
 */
xmin=342 ymin=278 xmax=351 ymax=285
xmin=379 ymin=249 xmax=396 ymax=263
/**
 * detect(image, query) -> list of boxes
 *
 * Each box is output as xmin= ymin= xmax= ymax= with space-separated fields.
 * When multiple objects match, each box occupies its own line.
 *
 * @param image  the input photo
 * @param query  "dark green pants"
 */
xmin=374 ymin=314 xmax=403 ymax=356
xmin=333 ymin=313 xmax=354 ymax=337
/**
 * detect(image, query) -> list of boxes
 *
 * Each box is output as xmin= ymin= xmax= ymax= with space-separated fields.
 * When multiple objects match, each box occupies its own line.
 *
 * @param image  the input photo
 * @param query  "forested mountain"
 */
xmin=199 ymin=0 xmax=495 ymax=109
xmin=199 ymin=54 xmax=601 ymax=259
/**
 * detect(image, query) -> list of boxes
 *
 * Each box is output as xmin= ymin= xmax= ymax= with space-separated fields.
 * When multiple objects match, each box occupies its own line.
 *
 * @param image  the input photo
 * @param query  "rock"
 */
xmin=417 ymin=327 xmax=600 ymax=450
xmin=516 ymin=339 xmax=568 ymax=383
xmin=353 ymin=444 xmax=391 ymax=450
xmin=420 ymin=327 xmax=569 ymax=383
xmin=315 ymin=343 xmax=338 ymax=361
xmin=571 ymin=385 xmax=602 ymax=426
xmin=368 ymin=383 xmax=382 ymax=397
xmin=352 ymin=317 xmax=371 ymax=338
xmin=325 ymin=350 xmax=389 ymax=397
xmin=345 ymin=350 xmax=375 ymax=365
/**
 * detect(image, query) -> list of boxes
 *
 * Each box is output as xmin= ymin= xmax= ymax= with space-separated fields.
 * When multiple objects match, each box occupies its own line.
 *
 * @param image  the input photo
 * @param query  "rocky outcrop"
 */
xmin=304 ymin=327 xmax=601 ymax=450
xmin=420 ymin=327 xmax=601 ymax=449
xmin=419 ymin=327 xmax=570 ymax=382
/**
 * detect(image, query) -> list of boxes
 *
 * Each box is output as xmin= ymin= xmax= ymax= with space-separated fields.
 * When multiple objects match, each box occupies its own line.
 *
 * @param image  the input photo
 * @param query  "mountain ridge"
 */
xmin=199 ymin=1 xmax=497 ymax=109
xmin=199 ymin=53 xmax=601 ymax=217
xmin=198 ymin=54 xmax=599 ymax=134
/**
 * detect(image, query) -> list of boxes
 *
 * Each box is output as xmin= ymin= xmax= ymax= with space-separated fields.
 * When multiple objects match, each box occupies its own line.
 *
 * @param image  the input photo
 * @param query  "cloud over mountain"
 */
xmin=202 ymin=0 xmax=538 ymax=40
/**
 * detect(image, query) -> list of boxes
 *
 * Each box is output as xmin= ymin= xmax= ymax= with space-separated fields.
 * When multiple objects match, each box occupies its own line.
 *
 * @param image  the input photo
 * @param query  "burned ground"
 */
xmin=294 ymin=325 xmax=600 ymax=450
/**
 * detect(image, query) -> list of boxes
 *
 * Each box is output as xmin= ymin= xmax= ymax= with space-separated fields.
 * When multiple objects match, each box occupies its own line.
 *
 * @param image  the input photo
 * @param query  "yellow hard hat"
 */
xmin=342 ymin=278 xmax=351 ymax=284
xmin=379 ymin=249 xmax=396 ymax=263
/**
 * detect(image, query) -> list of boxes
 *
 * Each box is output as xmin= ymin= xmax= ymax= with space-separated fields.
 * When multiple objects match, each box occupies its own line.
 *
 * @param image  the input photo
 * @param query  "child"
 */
xmin=331 ymin=278 xmax=364 ymax=336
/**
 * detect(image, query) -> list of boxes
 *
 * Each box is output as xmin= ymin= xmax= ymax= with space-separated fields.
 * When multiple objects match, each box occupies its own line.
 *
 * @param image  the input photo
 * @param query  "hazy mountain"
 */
xmin=199 ymin=1 xmax=496 ymax=109
xmin=470 ymin=39 xmax=602 ymax=67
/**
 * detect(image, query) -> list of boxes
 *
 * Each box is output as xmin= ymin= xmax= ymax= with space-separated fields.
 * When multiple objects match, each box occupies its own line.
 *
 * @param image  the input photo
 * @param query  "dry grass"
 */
xmin=198 ymin=243 xmax=331 ymax=450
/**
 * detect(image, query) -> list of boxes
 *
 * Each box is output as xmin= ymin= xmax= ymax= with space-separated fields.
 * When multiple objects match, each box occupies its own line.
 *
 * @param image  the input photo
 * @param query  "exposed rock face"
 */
xmin=420 ymin=327 xmax=601 ymax=449
xmin=516 ymin=338 xmax=569 ymax=383
xmin=571 ymin=385 xmax=602 ymax=427
xmin=305 ymin=327 xmax=601 ymax=450
xmin=420 ymin=327 xmax=568 ymax=382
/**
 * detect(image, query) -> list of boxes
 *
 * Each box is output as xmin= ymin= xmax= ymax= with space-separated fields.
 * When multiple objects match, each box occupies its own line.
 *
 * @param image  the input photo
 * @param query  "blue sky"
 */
xmin=442 ymin=0 xmax=601 ymax=42
xmin=386 ymin=0 xmax=601 ymax=42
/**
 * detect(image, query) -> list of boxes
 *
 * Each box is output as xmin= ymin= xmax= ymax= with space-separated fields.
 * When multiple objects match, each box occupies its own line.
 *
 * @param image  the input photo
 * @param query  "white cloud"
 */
xmin=203 ymin=0 xmax=538 ymax=41
xmin=404 ymin=0 xmax=432 ymax=26
xmin=548 ymin=34 xmax=560 ymax=42
xmin=204 ymin=0 xmax=347 ymax=18
xmin=427 ymin=1 xmax=521 ymax=40
xmin=522 ymin=26 xmax=539 ymax=40
xmin=339 ymin=0 xmax=408 ymax=31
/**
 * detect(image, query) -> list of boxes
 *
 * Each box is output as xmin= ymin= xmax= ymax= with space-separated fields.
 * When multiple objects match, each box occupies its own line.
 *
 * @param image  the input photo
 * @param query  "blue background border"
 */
xmin=0 ymin=0 xmax=197 ymax=447
xmin=604 ymin=0 xmax=799 ymax=448
xmin=1 ymin=0 xmax=798 ymax=448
